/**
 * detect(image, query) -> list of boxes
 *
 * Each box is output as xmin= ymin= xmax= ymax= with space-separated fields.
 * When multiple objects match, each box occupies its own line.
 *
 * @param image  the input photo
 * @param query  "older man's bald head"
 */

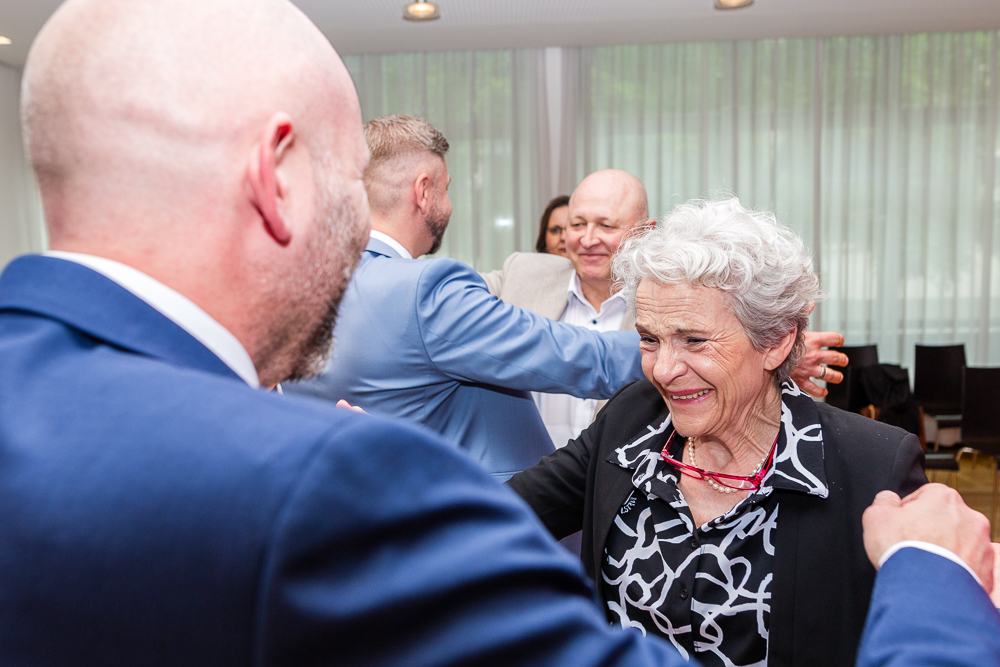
xmin=569 ymin=169 xmax=649 ymax=224
xmin=564 ymin=169 xmax=651 ymax=308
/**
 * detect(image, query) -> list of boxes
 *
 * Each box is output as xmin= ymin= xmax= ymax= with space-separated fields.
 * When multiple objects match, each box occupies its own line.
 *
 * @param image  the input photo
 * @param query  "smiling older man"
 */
xmin=484 ymin=169 xmax=848 ymax=446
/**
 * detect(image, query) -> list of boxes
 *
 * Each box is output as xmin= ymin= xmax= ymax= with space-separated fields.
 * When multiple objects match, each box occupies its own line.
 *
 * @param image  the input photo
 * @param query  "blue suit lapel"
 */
xmin=0 ymin=255 xmax=242 ymax=383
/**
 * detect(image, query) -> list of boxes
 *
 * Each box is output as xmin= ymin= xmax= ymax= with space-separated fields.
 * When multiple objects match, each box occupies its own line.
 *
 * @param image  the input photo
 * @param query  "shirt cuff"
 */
xmin=878 ymin=540 xmax=983 ymax=587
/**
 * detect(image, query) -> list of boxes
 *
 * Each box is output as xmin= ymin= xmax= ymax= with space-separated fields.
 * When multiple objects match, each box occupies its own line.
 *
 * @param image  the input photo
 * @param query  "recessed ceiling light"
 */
xmin=0 ymin=36 xmax=12 ymax=45
xmin=714 ymin=0 xmax=754 ymax=9
xmin=403 ymin=2 xmax=440 ymax=21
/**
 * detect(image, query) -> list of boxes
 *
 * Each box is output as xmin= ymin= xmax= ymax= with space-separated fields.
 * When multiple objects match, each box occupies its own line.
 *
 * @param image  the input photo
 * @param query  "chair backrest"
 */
xmin=825 ymin=344 xmax=879 ymax=412
xmin=961 ymin=367 xmax=1000 ymax=455
xmin=913 ymin=344 xmax=966 ymax=416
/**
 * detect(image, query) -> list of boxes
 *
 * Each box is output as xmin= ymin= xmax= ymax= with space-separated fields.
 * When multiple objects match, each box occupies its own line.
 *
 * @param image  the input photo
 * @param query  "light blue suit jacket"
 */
xmin=288 ymin=238 xmax=644 ymax=480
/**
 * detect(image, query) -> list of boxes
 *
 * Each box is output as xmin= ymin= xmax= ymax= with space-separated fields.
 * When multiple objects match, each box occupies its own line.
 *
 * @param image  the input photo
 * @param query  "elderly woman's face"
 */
xmin=635 ymin=279 xmax=789 ymax=441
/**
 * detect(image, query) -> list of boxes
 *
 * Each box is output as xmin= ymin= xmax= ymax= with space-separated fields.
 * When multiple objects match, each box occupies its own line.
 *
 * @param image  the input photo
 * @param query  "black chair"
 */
xmin=960 ymin=367 xmax=1000 ymax=538
xmin=913 ymin=344 xmax=966 ymax=421
xmin=857 ymin=365 xmax=957 ymax=486
xmin=825 ymin=344 xmax=879 ymax=413
xmin=913 ymin=344 xmax=966 ymax=450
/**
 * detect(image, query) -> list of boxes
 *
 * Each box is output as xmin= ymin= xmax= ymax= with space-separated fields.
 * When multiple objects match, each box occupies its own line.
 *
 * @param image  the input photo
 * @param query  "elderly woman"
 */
xmin=509 ymin=198 xmax=925 ymax=667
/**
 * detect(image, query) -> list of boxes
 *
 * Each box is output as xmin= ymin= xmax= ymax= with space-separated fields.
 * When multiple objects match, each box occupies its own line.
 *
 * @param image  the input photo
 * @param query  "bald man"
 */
xmin=484 ymin=169 xmax=849 ymax=446
xmin=0 ymin=1 xmax=693 ymax=665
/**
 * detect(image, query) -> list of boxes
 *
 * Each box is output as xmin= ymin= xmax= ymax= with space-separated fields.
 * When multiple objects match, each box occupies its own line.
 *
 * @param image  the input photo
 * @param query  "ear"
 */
xmin=764 ymin=327 xmax=798 ymax=372
xmin=247 ymin=113 xmax=296 ymax=246
xmin=413 ymin=172 xmax=433 ymax=217
xmin=636 ymin=218 xmax=657 ymax=233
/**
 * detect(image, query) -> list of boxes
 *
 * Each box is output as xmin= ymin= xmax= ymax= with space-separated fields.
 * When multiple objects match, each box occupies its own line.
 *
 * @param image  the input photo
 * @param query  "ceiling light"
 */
xmin=714 ymin=0 xmax=754 ymax=9
xmin=403 ymin=2 xmax=440 ymax=21
xmin=0 ymin=37 xmax=11 ymax=45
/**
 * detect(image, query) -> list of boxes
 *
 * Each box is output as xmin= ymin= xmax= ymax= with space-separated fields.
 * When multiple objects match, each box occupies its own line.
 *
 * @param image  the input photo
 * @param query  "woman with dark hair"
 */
xmin=535 ymin=195 xmax=570 ymax=256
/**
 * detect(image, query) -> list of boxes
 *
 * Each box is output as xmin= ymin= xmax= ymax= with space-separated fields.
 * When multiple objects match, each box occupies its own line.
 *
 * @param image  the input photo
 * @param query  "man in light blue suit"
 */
xmin=287 ymin=115 xmax=644 ymax=480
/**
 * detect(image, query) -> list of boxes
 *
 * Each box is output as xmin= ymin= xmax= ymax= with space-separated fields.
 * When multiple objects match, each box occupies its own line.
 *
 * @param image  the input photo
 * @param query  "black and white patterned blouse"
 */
xmin=601 ymin=382 xmax=828 ymax=667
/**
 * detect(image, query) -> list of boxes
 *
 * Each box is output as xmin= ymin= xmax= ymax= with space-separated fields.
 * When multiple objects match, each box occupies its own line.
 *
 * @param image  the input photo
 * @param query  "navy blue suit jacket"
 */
xmin=0 ymin=254 xmax=683 ymax=666
xmin=288 ymin=238 xmax=644 ymax=480
xmin=858 ymin=547 xmax=1000 ymax=667
xmin=2 ymin=255 xmax=993 ymax=666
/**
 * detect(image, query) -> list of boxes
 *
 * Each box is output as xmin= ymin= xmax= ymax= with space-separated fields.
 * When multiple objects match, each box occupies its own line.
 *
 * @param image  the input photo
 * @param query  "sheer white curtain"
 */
xmin=0 ymin=63 xmax=46 ymax=269
xmin=562 ymin=33 xmax=1000 ymax=368
xmin=343 ymin=50 xmax=550 ymax=271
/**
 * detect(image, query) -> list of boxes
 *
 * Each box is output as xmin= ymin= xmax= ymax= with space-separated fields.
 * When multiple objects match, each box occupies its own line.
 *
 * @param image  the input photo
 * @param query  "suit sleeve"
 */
xmin=856 ymin=547 xmax=1000 ymax=667
xmin=415 ymin=259 xmax=643 ymax=398
xmin=256 ymin=416 xmax=692 ymax=667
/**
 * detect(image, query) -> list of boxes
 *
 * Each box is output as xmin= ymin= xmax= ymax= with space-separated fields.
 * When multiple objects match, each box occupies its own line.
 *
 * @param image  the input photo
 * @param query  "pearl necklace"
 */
xmin=686 ymin=436 xmax=769 ymax=494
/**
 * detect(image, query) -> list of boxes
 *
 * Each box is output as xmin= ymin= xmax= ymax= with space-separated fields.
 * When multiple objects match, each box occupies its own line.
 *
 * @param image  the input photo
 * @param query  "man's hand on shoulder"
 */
xmin=863 ymin=483 xmax=995 ymax=593
xmin=792 ymin=330 xmax=848 ymax=398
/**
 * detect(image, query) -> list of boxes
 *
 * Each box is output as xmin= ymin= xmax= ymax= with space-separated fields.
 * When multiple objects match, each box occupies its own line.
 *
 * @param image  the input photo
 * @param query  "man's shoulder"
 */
xmin=355 ymin=252 xmax=481 ymax=288
xmin=501 ymin=252 xmax=574 ymax=279
xmin=483 ymin=252 xmax=575 ymax=316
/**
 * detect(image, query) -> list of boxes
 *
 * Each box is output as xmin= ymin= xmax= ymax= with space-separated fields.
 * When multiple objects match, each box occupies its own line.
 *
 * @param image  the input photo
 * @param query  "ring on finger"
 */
xmin=818 ymin=366 xmax=827 ymax=379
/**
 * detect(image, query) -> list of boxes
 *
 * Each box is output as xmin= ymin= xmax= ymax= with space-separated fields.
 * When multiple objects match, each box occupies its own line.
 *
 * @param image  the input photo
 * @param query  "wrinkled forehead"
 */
xmin=635 ymin=280 xmax=746 ymax=339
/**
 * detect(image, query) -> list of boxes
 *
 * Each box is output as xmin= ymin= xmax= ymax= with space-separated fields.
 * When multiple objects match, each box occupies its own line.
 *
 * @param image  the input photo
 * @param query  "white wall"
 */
xmin=0 ymin=63 xmax=45 ymax=270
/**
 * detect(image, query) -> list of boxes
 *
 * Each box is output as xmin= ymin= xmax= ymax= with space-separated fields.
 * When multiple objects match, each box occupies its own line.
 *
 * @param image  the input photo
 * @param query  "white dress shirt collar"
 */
xmin=368 ymin=230 xmax=413 ymax=260
xmin=566 ymin=272 xmax=626 ymax=318
xmin=44 ymin=251 xmax=260 ymax=388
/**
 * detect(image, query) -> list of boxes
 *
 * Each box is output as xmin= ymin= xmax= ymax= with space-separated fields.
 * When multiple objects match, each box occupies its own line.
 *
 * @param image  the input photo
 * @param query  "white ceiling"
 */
xmin=2 ymin=0 xmax=1000 ymax=68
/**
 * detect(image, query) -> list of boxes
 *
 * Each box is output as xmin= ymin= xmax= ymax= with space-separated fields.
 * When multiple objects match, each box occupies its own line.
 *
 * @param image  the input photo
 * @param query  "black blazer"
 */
xmin=509 ymin=380 xmax=926 ymax=667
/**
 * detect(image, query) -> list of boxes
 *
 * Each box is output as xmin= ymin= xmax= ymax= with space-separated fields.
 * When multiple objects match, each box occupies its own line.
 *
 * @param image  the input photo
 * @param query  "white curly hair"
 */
xmin=612 ymin=197 xmax=824 ymax=383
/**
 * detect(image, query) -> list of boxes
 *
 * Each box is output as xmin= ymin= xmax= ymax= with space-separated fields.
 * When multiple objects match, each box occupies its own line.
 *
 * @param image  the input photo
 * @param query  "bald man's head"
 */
xmin=565 ymin=169 xmax=650 ymax=298
xmin=24 ymin=0 xmax=345 ymax=209
xmin=22 ymin=0 xmax=372 ymax=386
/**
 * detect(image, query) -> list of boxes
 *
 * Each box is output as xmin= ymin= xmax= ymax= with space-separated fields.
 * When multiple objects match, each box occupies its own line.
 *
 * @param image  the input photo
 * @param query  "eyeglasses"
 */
xmin=659 ymin=429 xmax=777 ymax=492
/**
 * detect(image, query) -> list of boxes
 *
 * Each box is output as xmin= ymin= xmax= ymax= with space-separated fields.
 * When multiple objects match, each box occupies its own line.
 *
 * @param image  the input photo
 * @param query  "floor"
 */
xmin=926 ymin=450 xmax=999 ymax=539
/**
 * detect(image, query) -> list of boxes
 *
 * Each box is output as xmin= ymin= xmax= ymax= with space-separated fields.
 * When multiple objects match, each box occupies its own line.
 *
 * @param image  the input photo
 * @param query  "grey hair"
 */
xmin=612 ymin=197 xmax=824 ymax=384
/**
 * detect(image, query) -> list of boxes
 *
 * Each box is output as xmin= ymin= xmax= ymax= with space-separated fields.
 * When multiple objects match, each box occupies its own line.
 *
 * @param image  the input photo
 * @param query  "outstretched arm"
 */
xmin=417 ymin=259 xmax=644 ymax=399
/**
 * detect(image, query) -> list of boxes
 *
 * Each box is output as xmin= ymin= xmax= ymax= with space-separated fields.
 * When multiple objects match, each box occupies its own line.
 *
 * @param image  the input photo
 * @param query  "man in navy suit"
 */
xmin=858 ymin=483 xmax=1000 ymax=666
xmin=0 ymin=0 xmax=690 ymax=664
xmin=3 ymin=0 xmax=999 ymax=665
xmin=287 ymin=115 xmax=645 ymax=480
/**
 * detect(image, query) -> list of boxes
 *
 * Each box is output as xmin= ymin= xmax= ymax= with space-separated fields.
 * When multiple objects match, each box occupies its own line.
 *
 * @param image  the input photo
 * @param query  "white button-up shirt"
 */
xmin=45 ymin=251 xmax=260 ymax=388
xmin=533 ymin=272 xmax=627 ymax=448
